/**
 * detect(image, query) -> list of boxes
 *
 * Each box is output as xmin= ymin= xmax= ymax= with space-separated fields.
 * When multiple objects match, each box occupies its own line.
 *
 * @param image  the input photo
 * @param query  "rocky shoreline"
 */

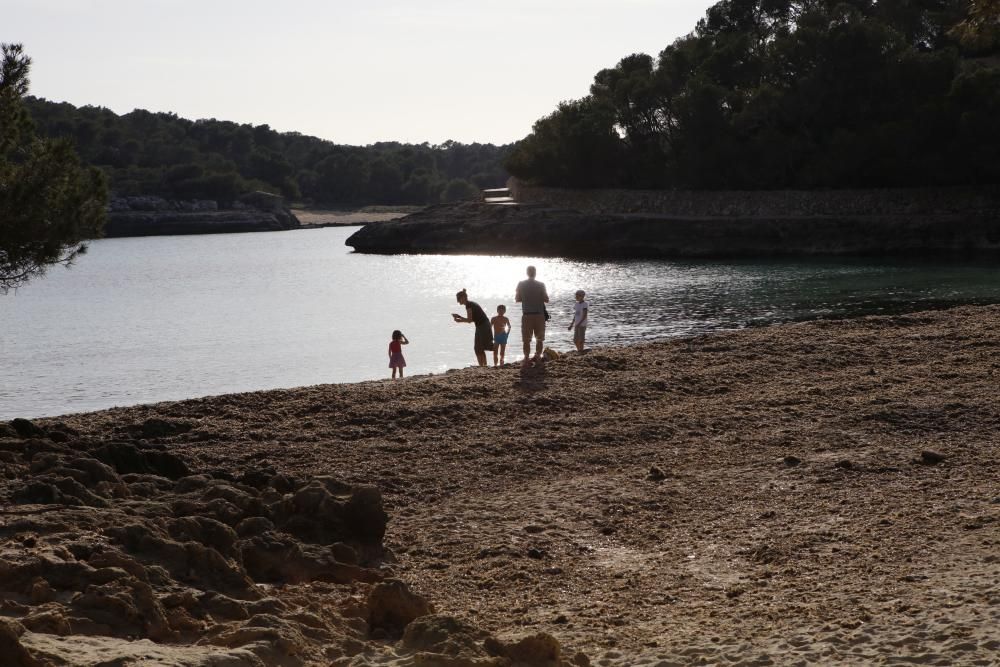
xmin=345 ymin=201 xmax=1000 ymax=258
xmin=2 ymin=306 xmax=999 ymax=665
xmin=104 ymin=193 xmax=300 ymax=238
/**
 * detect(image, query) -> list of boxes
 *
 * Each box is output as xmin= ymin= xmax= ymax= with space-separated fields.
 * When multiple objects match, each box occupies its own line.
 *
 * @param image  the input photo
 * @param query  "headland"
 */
xmin=346 ymin=185 xmax=1000 ymax=258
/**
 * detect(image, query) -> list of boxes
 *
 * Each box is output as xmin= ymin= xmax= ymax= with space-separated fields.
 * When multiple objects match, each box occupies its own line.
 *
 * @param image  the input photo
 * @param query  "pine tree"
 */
xmin=0 ymin=43 xmax=107 ymax=291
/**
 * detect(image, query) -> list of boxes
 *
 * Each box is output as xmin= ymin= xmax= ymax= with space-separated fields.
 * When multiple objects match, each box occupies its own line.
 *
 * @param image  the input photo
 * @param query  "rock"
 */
xmin=125 ymin=195 xmax=170 ymax=211
xmin=174 ymin=474 xmax=212 ymax=493
xmin=367 ymin=579 xmax=433 ymax=633
xmin=104 ymin=206 xmax=300 ymax=238
xmin=834 ymin=459 xmax=854 ymax=470
xmin=346 ymin=199 xmax=1000 ymax=259
xmin=485 ymin=632 xmax=562 ymax=665
xmin=10 ymin=419 xmax=45 ymax=439
xmin=647 ymin=465 xmax=667 ymax=481
xmin=401 ymin=614 xmax=487 ymax=655
xmin=140 ymin=418 xmax=192 ymax=439
xmin=0 ymin=618 xmax=50 ymax=667
xmin=13 ymin=478 xmax=108 ymax=507
xmin=920 ymin=450 xmax=946 ymax=465
xmin=783 ymin=455 xmax=802 ymax=467
xmin=271 ymin=479 xmax=387 ymax=558
xmin=91 ymin=441 xmax=190 ymax=480
xmin=239 ymin=466 xmax=278 ymax=489
xmin=167 ymin=516 xmax=239 ymax=558
xmin=236 ymin=517 xmax=276 ymax=537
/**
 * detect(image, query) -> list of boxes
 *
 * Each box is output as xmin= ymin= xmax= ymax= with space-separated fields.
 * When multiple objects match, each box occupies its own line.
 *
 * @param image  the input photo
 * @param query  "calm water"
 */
xmin=2 ymin=226 xmax=999 ymax=419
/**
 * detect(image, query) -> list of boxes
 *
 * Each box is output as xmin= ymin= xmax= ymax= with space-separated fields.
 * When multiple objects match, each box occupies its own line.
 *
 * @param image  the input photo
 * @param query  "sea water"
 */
xmin=2 ymin=226 xmax=999 ymax=419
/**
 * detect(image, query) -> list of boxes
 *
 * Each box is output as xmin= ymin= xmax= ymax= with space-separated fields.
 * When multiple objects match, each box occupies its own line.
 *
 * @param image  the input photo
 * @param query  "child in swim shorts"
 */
xmin=491 ymin=305 xmax=511 ymax=366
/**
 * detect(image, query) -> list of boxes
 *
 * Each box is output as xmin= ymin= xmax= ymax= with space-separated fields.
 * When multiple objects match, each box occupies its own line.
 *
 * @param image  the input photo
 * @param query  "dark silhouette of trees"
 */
xmin=506 ymin=0 xmax=1000 ymax=190
xmin=0 ymin=44 xmax=106 ymax=291
xmin=25 ymin=97 xmax=512 ymax=206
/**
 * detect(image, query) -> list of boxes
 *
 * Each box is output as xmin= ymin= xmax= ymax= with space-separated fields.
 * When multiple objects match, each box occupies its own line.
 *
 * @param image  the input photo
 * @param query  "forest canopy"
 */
xmin=26 ymin=97 xmax=512 ymax=205
xmin=505 ymin=0 xmax=1000 ymax=190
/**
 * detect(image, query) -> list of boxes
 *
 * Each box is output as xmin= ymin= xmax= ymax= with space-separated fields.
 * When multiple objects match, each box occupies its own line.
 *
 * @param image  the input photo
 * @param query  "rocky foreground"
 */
xmin=3 ymin=306 xmax=999 ymax=665
xmin=345 ymin=201 xmax=1000 ymax=258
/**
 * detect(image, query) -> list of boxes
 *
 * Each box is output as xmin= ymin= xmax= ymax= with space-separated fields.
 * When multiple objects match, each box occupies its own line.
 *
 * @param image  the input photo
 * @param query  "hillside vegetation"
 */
xmin=506 ymin=0 xmax=1000 ymax=190
xmin=26 ymin=97 xmax=511 ymax=205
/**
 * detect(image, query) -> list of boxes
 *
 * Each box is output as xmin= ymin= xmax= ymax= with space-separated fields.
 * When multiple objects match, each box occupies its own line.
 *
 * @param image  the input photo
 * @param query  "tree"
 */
xmin=950 ymin=0 xmax=1000 ymax=52
xmin=0 ymin=44 xmax=106 ymax=291
xmin=507 ymin=0 xmax=1000 ymax=191
xmin=440 ymin=178 xmax=479 ymax=202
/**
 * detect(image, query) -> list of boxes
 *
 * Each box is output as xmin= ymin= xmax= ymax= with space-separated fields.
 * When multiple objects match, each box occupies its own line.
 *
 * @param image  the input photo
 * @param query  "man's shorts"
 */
xmin=574 ymin=325 xmax=586 ymax=344
xmin=494 ymin=331 xmax=509 ymax=346
xmin=522 ymin=313 xmax=546 ymax=344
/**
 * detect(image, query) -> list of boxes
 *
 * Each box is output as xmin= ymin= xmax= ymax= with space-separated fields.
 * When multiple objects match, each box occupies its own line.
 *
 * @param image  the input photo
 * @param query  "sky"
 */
xmin=6 ymin=0 xmax=713 ymax=146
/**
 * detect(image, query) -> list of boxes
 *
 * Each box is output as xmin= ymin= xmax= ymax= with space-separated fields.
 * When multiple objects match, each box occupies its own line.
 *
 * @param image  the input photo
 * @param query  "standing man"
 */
xmin=515 ymin=265 xmax=549 ymax=367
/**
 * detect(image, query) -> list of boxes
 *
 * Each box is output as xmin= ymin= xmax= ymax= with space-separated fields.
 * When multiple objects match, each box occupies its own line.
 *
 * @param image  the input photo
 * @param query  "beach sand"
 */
xmin=293 ymin=206 xmax=420 ymax=227
xmin=2 ymin=306 xmax=998 ymax=665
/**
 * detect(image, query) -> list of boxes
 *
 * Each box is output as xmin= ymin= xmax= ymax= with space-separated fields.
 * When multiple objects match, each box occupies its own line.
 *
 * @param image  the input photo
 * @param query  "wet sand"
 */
xmin=3 ymin=306 xmax=998 ymax=665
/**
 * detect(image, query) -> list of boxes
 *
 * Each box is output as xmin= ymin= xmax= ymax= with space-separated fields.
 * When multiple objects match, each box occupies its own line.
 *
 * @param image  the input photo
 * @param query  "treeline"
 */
xmin=25 ymin=97 xmax=512 ymax=205
xmin=506 ymin=0 xmax=1000 ymax=190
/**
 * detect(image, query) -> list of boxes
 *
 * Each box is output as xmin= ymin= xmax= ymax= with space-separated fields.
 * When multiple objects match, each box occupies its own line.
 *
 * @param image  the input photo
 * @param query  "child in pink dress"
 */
xmin=389 ymin=330 xmax=409 ymax=379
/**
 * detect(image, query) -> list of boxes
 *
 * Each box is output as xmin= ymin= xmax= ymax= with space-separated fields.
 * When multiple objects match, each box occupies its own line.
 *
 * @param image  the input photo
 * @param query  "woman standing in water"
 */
xmin=451 ymin=289 xmax=493 ymax=367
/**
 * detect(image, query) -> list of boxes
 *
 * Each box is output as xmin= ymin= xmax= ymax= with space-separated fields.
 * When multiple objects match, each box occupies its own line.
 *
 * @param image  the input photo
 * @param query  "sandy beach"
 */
xmin=293 ymin=207 xmax=421 ymax=227
xmin=2 ymin=306 xmax=998 ymax=666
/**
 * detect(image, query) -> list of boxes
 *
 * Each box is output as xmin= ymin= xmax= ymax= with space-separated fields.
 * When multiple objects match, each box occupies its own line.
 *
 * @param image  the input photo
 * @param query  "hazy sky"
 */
xmin=6 ymin=0 xmax=713 ymax=146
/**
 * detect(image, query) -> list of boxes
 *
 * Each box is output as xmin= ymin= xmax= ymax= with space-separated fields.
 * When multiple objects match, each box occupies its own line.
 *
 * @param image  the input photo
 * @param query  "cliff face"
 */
xmin=104 ymin=193 xmax=300 ymax=238
xmin=345 ymin=201 xmax=1000 ymax=258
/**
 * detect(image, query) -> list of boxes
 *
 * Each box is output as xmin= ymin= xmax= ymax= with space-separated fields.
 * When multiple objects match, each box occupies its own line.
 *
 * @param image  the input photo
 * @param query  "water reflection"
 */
xmin=2 ymin=227 xmax=999 ymax=419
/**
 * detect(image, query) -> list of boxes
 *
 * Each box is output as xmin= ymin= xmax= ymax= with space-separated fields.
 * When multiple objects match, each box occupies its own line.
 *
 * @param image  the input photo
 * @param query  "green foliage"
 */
xmin=503 ymin=98 xmax=625 ymax=188
xmin=507 ymin=0 xmax=1000 ymax=190
xmin=0 ymin=44 xmax=107 ymax=291
xmin=441 ymin=178 xmax=480 ymax=202
xmin=25 ymin=98 xmax=513 ymax=206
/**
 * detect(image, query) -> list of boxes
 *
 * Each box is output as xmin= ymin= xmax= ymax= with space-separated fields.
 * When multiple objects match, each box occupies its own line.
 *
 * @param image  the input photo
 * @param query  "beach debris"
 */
xmin=647 ymin=465 xmax=668 ymax=481
xmin=919 ymin=449 xmax=946 ymax=465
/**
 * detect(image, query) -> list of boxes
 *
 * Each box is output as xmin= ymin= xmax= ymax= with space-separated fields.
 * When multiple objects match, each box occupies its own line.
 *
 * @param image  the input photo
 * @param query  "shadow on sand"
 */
xmin=515 ymin=360 xmax=547 ymax=391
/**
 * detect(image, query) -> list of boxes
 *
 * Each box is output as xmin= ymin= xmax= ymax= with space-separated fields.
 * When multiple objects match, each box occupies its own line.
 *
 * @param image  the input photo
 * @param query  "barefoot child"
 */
xmin=388 ymin=330 xmax=409 ymax=378
xmin=491 ymin=305 xmax=511 ymax=366
xmin=568 ymin=290 xmax=589 ymax=352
